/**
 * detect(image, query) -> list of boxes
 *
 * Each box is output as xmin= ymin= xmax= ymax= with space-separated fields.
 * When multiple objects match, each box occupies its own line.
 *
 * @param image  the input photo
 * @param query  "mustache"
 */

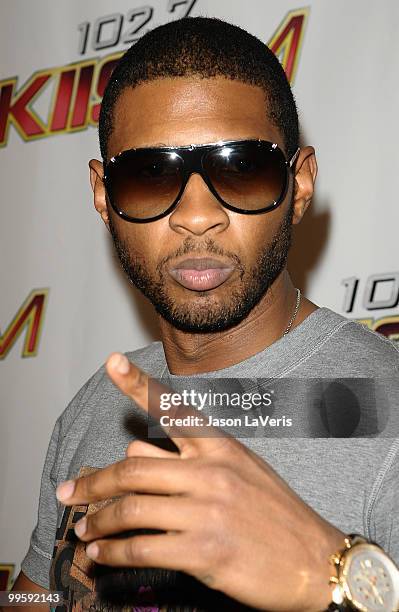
xmin=108 ymin=214 xmax=244 ymax=274
xmin=156 ymin=236 xmax=244 ymax=274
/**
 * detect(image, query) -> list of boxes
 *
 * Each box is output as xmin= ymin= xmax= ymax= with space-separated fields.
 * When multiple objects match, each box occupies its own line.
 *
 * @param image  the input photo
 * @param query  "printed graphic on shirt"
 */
xmin=50 ymin=466 xmax=254 ymax=612
xmin=50 ymin=467 xmax=162 ymax=611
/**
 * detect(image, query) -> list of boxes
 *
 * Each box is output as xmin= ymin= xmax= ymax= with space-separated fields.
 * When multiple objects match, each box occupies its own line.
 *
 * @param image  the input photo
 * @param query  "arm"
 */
xmin=0 ymin=572 xmax=49 ymax=612
xmin=8 ymin=420 xmax=63 ymax=611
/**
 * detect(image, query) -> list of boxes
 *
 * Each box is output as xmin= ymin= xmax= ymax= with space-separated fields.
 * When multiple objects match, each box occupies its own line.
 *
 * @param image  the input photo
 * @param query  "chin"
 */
xmin=153 ymin=293 xmax=259 ymax=333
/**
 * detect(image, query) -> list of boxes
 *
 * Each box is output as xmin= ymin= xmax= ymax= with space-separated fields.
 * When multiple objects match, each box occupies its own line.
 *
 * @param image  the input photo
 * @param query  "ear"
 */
xmin=291 ymin=146 xmax=318 ymax=225
xmin=89 ymin=159 xmax=110 ymax=230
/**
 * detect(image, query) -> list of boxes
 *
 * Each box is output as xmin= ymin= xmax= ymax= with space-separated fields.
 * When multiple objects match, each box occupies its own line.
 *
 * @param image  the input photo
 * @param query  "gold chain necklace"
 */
xmin=282 ymin=288 xmax=301 ymax=336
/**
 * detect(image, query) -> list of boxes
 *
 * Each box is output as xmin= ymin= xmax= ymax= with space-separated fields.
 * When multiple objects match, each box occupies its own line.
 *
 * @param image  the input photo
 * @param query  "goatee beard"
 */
xmin=108 ymin=203 xmax=293 ymax=333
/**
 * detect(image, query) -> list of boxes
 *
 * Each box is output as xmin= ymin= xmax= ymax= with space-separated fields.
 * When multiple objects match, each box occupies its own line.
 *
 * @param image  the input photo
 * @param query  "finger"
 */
xmin=106 ymin=352 xmax=237 ymax=455
xmin=126 ymin=439 xmax=179 ymax=460
xmin=75 ymin=494 xmax=201 ymax=541
xmin=85 ymin=533 xmax=198 ymax=572
xmin=56 ymin=456 xmax=197 ymax=505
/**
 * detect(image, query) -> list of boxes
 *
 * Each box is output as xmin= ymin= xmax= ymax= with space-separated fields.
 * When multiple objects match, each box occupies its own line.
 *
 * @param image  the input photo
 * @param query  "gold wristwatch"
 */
xmin=326 ymin=534 xmax=399 ymax=611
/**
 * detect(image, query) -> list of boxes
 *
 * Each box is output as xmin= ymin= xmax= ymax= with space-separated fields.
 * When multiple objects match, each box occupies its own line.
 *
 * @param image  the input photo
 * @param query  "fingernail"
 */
xmin=56 ymin=480 xmax=75 ymax=502
xmin=75 ymin=518 xmax=87 ymax=537
xmin=114 ymin=354 xmax=130 ymax=375
xmin=86 ymin=542 xmax=99 ymax=559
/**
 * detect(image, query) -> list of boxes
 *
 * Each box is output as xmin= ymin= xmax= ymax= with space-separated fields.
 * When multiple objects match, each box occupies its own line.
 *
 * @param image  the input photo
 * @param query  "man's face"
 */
xmin=105 ymin=77 xmax=295 ymax=332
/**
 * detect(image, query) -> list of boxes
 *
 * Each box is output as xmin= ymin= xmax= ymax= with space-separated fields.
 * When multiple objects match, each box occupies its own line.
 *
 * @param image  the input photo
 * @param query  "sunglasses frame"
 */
xmin=103 ymin=139 xmax=300 ymax=224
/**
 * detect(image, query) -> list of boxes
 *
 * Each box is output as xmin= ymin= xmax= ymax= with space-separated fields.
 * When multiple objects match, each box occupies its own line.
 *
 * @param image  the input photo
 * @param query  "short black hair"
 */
xmin=99 ymin=16 xmax=299 ymax=162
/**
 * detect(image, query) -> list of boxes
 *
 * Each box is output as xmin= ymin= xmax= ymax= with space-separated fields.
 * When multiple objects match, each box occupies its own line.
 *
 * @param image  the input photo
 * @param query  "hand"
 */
xmin=56 ymin=352 xmax=345 ymax=612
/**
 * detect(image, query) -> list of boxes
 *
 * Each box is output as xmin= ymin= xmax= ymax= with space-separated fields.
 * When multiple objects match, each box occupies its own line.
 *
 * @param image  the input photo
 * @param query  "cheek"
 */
xmin=229 ymin=209 xmax=286 ymax=259
xmin=112 ymin=215 xmax=159 ymax=266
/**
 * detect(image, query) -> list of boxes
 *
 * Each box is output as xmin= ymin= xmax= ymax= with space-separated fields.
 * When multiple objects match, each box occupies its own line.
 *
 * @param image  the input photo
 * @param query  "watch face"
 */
xmin=342 ymin=543 xmax=399 ymax=611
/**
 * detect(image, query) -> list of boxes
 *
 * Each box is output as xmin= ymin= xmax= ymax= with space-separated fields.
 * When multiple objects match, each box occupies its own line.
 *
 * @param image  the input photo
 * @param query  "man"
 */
xmin=8 ymin=16 xmax=399 ymax=612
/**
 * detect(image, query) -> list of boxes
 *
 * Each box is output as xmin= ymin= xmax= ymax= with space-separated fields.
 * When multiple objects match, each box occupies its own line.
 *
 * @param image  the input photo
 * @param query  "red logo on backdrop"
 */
xmin=0 ymin=289 xmax=49 ymax=359
xmin=0 ymin=7 xmax=309 ymax=148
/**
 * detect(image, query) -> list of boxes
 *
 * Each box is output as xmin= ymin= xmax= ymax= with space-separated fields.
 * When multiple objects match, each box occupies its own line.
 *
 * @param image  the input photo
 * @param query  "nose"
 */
xmin=168 ymin=172 xmax=230 ymax=236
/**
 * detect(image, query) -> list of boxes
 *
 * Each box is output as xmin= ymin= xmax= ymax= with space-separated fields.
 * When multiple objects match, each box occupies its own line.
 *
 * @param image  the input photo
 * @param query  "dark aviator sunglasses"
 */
xmin=103 ymin=139 xmax=300 ymax=223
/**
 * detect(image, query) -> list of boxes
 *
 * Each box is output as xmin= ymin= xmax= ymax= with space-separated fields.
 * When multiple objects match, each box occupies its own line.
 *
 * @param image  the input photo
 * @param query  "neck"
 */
xmin=158 ymin=270 xmax=317 ymax=375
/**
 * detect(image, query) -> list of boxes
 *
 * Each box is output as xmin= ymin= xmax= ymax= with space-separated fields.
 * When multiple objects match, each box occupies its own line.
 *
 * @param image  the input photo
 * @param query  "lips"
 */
xmin=168 ymin=257 xmax=234 ymax=291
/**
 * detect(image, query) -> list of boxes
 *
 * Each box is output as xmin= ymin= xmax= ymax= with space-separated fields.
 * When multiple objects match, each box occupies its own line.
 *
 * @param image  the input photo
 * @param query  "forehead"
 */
xmin=107 ymin=77 xmax=283 ymax=156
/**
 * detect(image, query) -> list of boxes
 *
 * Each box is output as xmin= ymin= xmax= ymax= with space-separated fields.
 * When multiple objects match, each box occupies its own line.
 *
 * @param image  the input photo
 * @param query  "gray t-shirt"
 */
xmin=21 ymin=307 xmax=399 ymax=610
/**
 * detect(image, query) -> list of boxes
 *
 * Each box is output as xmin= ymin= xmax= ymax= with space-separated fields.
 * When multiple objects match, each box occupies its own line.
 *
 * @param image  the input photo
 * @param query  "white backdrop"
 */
xmin=1 ymin=0 xmax=398 ymax=587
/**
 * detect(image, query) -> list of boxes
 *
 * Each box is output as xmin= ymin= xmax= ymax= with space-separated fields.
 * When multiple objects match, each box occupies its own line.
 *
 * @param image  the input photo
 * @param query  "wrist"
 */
xmin=301 ymin=526 xmax=346 ymax=612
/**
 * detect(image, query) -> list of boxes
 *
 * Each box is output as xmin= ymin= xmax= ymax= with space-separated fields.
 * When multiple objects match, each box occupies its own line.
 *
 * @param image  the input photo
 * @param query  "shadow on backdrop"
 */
xmin=288 ymin=132 xmax=331 ymax=294
xmin=288 ymin=195 xmax=331 ymax=294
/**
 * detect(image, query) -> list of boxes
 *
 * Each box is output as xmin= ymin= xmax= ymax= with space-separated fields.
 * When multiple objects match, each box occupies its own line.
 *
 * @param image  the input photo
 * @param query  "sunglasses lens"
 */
xmin=105 ymin=150 xmax=183 ymax=220
xmin=204 ymin=143 xmax=288 ymax=211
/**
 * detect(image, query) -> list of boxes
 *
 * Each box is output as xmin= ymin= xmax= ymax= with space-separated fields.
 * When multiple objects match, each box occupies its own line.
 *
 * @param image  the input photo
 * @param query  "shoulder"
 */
xmin=301 ymin=308 xmax=399 ymax=376
xmin=319 ymin=309 xmax=399 ymax=376
xmin=332 ymin=312 xmax=399 ymax=368
xmin=58 ymin=340 xmax=165 ymax=436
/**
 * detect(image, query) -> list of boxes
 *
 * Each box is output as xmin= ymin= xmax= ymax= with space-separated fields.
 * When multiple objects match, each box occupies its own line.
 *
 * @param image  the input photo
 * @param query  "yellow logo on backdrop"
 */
xmin=0 ymin=8 xmax=309 ymax=147
xmin=0 ymin=289 xmax=49 ymax=359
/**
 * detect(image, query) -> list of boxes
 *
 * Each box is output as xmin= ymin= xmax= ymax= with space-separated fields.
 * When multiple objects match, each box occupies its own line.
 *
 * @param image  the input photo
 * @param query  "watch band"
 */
xmin=326 ymin=533 xmax=368 ymax=612
xmin=326 ymin=604 xmax=350 ymax=612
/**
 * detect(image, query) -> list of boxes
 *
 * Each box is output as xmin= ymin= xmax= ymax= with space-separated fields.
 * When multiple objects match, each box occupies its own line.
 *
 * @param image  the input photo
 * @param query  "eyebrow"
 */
xmin=134 ymin=136 xmax=266 ymax=148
